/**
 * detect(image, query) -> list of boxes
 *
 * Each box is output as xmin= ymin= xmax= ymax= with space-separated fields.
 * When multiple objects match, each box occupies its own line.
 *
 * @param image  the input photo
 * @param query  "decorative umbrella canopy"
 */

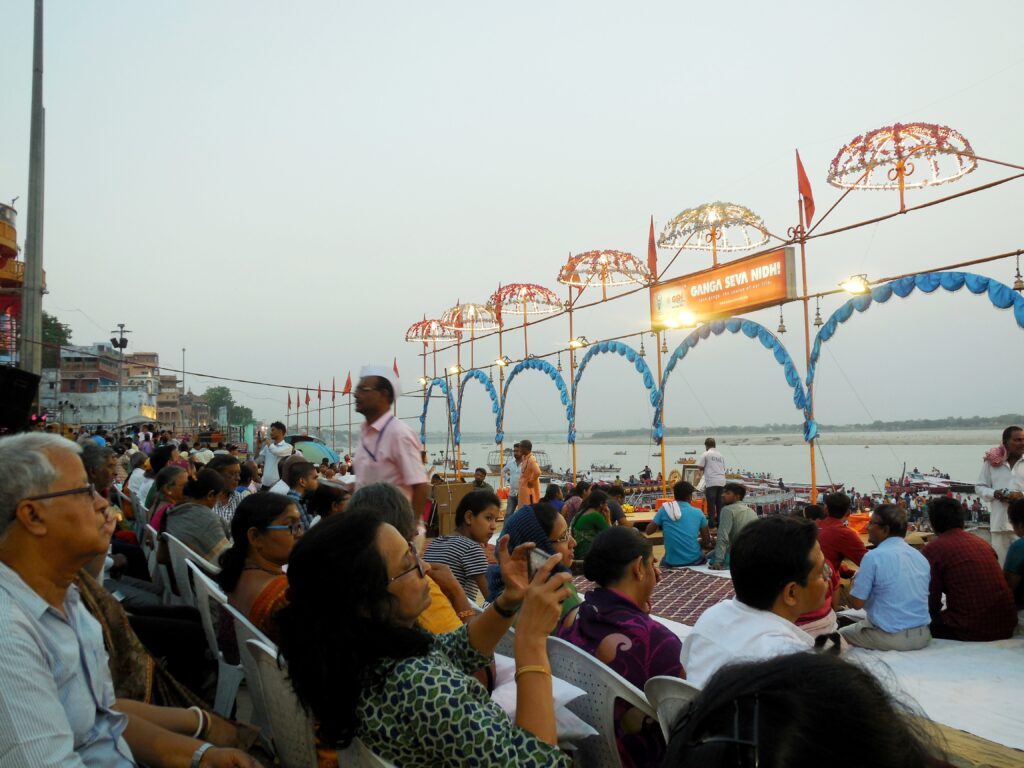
xmin=404 ymin=316 xmax=460 ymax=343
xmin=557 ymin=250 xmax=652 ymax=292
xmin=827 ymin=122 xmax=976 ymax=191
xmin=489 ymin=283 xmax=563 ymax=317
xmin=439 ymin=303 xmax=501 ymax=333
xmin=658 ymin=202 xmax=770 ymax=258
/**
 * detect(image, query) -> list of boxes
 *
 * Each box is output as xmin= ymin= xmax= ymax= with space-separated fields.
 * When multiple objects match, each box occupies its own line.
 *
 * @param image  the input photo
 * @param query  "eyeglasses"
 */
xmin=551 ymin=529 xmax=572 ymax=544
xmin=23 ymin=484 xmax=99 ymax=503
xmin=265 ymin=521 xmax=304 ymax=536
xmin=389 ymin=545 xmax=426 ymax=583
xmin=354 ymin=385 xmax=383 ymax=393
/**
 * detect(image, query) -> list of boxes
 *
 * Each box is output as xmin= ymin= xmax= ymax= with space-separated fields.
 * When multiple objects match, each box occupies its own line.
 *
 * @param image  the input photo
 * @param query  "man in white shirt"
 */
xmin=976 ymin=425 xmax=1024 ymax=564
xmin=502 ymin=442 xmax=523 ymax=515
xmin=695 ymin=437 xmax=727 ymax=527
xmin=681 ymin=516 xmax=829 ymax=687
xmin=257 ymin=421 xmax=293 ymax=491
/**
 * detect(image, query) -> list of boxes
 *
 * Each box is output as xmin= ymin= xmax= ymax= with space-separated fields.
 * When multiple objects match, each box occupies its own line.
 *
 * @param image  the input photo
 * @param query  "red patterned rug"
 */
xmin=572 ymin=568 xmax=734 ymax=627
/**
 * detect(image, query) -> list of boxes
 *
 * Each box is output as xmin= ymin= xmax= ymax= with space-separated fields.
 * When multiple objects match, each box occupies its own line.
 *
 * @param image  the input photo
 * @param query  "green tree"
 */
xmin=201 ymin=386 xmax=235 ymax=413
xmin=229 ymin=404 xmax=254 ymax=425
xmin=42 ymin=311 xmax=71 ymax=368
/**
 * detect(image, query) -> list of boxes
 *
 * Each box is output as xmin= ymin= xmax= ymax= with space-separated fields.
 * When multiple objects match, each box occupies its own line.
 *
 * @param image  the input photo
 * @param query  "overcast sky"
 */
xmin=2 ymin=1 xmax=1022 ymax=439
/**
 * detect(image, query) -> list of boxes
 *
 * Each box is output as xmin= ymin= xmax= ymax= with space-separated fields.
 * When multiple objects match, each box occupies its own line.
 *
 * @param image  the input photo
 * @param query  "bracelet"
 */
xmin=456 ymin=609 xmax=476 ymax=619
xmin=491 ymin=598 xmax=520 ymax=619
xmin=190 ymin=742 xmax=214 ymax=768
xmin=515 ymin=665 xmax=551 ymax=681
xmin=187 ymin=706 xmax=205 ymax=739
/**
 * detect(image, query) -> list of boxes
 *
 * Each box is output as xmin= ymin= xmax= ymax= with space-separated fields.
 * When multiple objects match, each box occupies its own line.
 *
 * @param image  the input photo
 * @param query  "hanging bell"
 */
xmin=777 ymin=307 xmax=787 ymax=334
xmin=813 ymin=309 xmax=823 ymax=327
xmin=660 ymin=337 xmax=668 ymax=354
xmin=638 ymin=338 xmax=646 ymax=357
xmin=556 ymin=352 xmax=563 ymax=373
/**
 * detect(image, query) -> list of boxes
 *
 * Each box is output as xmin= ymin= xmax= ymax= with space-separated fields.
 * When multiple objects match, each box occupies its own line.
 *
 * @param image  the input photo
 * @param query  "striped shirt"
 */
xmin=423 ymin=535 xmax=489 ymax=601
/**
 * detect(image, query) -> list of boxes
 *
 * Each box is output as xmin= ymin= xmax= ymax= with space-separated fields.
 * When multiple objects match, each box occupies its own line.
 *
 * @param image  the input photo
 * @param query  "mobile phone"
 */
xmin=527 ymin=547 xmax=552 ymax=581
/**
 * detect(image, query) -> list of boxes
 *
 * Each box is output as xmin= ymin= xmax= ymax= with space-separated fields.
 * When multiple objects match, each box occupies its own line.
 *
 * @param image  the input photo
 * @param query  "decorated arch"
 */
xmin=497 ymin=358 xmax=573 ymax=443
xmin=418 ymin=377 xmax=459 ymax=445
xmin=571 ymin=340 xmax=659 ymax=428
xmin=455 ymin=369 xmax=501 ymax=445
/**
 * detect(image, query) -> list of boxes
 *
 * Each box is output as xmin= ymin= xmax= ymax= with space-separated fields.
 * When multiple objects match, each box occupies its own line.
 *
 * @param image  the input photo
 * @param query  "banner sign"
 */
xmin=649 ymin=247 xmax=796 ymax=329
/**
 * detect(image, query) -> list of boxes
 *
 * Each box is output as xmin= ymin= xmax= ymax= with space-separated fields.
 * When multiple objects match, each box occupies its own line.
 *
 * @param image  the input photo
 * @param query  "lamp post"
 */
xmin=109 ymin=324 xmax=130 ymax=427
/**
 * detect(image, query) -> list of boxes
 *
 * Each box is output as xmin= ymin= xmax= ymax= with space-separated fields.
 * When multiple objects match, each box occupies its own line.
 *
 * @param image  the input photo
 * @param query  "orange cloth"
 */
xmin=846 ymin=513 xmax=871 ymax=536
xmin=249 ymin=575 xmax=289 ymax=644
xmin=518 ymin=453 xmax=541 ymax=505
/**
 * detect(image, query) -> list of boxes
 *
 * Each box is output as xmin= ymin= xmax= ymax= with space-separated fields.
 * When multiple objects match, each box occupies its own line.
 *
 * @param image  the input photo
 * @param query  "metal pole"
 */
xmin=19 ymin=0 xmax=45 ymax=379
xmin=569 ymin=286 xmax=577 ymax=482
xmin=656 ymin=331 xmax=667 ymax=497
xmin=497 ymin=324 xmax=504 ymax=489
xmin=347 ymin=397 xmax=352 ymax=456
xmin=110 ymin=323 xmax=130 ymax=427
xmin=798 ymin=189 xmax=818 ymax=503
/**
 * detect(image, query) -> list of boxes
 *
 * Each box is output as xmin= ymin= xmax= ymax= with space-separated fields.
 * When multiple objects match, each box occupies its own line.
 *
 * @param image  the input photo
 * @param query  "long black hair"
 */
xmin=582 ymin=526 xmax=652 ymax=585
xmin=664 ymin=653 xmax=944 ymax=768
xmin=276 ymin=512 xmax=432 ymax=748
xmin=217 ymin=493 xmax=298 ymax=593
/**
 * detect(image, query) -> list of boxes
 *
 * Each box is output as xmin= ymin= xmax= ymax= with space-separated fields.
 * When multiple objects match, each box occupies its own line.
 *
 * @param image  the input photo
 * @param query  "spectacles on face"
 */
xmin=23 ymin=484 xmax=99 ymax=503
xmin=265 ymin=521 xmax=304 ymax=536
xmin=389 ymin=545 xmax=426 ymax=583
xmin=354 ymin=385 xmax=382 ymax=393
xmin=551 ymin=528 xmax=572 ymax=544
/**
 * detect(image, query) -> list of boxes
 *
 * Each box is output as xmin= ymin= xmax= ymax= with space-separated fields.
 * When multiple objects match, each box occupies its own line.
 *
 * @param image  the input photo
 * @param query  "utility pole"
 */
xmin=109 ymin=324 xmax=130 ymax=426
xmin=19 ymin=0 xmax=45 ymax=379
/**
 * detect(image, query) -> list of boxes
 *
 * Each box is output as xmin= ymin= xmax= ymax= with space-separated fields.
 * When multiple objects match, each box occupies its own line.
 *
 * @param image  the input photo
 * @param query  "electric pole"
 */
xmin=109 ymin=324 xmax=130 ymax=426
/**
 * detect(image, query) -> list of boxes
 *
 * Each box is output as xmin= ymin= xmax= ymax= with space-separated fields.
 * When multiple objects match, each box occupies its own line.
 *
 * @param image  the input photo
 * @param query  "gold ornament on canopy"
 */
xmin=658 ymin=201 xmax=769 ymax=266
xmin=405 ymin=316 xmax=459 ymax=382
xmin=490 ymin=283 xmax=563 ymax=358
xmin=440 ymin=302 xmax=500 ymax=371
xmin=828 ymin=122 xmax=976 ymax=211
xmin=557 ymin=250 xmax=652 ymax=300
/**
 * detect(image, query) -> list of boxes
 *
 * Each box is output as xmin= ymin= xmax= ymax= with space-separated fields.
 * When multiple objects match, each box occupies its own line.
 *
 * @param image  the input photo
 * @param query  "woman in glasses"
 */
xmin=217 ymin=493 xmax=303 ymax=642
xmin=277 ymin=511 xmax=573 ymax=767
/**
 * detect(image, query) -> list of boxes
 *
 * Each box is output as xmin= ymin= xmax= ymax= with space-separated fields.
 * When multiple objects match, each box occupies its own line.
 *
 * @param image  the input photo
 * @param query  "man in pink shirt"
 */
xmin=352 ymin=365 xmax=429 ymax=519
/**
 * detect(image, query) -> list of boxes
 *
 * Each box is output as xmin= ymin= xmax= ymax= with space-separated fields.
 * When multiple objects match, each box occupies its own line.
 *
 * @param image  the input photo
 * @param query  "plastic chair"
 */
xmin=164 ymin=532 xmax=219 ymax=608
xmin=226 ymin=602 xmax=274 ymax=739
xmin=247 ymin=639 xmax=320 ymax=768
xmin=643 ymin=675 xmax=702 ymax=741
xmin=350 ymin=736 xmax=399 ymax=767
xmin=546 ymin=635 xmax=657 ymax=768
xmin=187 ymin=561 xmax=245 ymax=718
xmin=494 ymin=626 xmax=516 ymax=658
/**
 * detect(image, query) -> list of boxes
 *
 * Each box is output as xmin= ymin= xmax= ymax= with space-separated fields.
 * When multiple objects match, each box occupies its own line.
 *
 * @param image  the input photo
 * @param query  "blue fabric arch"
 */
xmin=418 ymin=378 xmax=459 ymax=445
xmin=455 ymin=369 xmax=501 ymax=446
xmin=497 ymin=359 xmax=573 ymax=443
xmin=807 ymin=271 xmax=1024 ymax=398
xmin=653 ymin=318 xmax=811 ymax=442
xmin=571 ymin=341 xmax=659 ymax=412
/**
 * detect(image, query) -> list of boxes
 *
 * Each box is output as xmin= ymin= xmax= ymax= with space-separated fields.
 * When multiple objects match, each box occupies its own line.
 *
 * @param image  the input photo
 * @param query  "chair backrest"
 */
xmin=227 ymin=602 xmax=274 ymax=738
xmin=350 ymin=736 xmax=399 ymax=767
xmin=546 ymin=634 xmax=657 ymax=768
xmin=164 ymin=532 xmax=212 ymax=607
xmin=187 ymin=560 xmax=230 ymax=663
xmin=643 ymin=675 xmax=702 ymax=741
xmin=494 ymin=626 xmax=515 ymax=658
xmin=247 ymin=639 xmax=319 ymax=768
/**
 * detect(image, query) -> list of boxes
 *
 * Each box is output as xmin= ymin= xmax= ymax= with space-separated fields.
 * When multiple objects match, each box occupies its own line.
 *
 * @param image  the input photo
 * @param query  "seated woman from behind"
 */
xmin=423 ymin=489 xmax=498 ymax=602
xmin=559 ymin=526 xmax=683 ymax=768
xmin=149 ymin=465 xmax=187 ymax=532
xmin=488 ymin=502 xmax=580 ymax=631
xmin=570 ymin=489 xmax=612 ymax=560
xmin=217 ymin=493 xmax=302 ymax=642
xmin=277 ymin=511 xmax=574 ymax=767
xmin=161 ymin=468 xmax=230 ymax=564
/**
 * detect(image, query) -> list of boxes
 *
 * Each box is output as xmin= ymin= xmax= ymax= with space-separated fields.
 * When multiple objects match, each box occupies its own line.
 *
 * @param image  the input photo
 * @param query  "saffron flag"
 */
xmin=296 ymin=389 xmax=300 ymax=410
xmin=304 ymin=389 xmax=310 ymax=406
xmin=796 ymin=150 xmax=815 ymax=226
xmin=647 ymin=215 xmax=658 ymax=279
xmin=332 ymin=377 xmax=336 ymax=402
xmin=393 ymin=358 xmax=400 ymax=377
xmin=342 ymin=372 xmax=352 ymax=396
xmin=287 ymin=392 xmax=291 ymax=411
xmin=317 ymin=382 xmax=322 ymax=401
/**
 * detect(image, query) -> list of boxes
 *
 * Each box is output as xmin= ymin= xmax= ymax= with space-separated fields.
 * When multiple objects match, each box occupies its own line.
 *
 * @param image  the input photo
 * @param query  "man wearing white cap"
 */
xmin=352 ymin=366 xmax=429 ymax=520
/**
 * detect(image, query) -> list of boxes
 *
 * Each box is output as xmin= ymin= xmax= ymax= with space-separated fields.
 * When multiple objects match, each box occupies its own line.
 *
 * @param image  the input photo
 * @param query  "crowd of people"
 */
xmin=1 ymin=405 xmax=1021 ymax=766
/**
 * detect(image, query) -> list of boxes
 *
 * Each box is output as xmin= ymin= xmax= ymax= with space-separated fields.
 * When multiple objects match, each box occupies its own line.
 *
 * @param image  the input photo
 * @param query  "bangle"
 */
xmin=190 ymin=742 xmax=214 ymax=768
xmin=188 ymin=706 xmax=205 ymax=739
xmin=491 ymin=598 xmax=519 ymax=619
xmin=515 ymin=665 xmax=550 ymax=681
xmin=456 ymin=609 xmax=476 ymax=619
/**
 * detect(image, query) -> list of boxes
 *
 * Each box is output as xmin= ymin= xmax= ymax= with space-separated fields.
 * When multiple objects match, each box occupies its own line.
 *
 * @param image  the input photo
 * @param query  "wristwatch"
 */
xmin=191 ymin=742 xmax=215 ymax=768
xmin=492 ymin=597 xmax=520 ymax=619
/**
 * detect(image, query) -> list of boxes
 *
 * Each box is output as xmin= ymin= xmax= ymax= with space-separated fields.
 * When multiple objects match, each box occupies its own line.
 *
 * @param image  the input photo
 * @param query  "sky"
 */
xmin=2 ymin=1 xmax=1023 ymax=440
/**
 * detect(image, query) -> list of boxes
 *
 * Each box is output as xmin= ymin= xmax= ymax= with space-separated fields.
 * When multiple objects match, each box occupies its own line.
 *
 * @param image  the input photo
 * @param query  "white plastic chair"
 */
xmin=643 ymin=675 xmax=702 ymax=741
xmin=349 ymin=736 xmax=399 ymax=767
xmin=226 ymin=602 xmax=274 ymax=739
xmin=247 ymin=639 xmax=320 ymax=768
xmin=546 ymin=634 xmax=657 ymax=768
xmin=164 ymin=532 xmax=219 ymax=608
xmin=187 ymin=561 xmax=245 ymax=717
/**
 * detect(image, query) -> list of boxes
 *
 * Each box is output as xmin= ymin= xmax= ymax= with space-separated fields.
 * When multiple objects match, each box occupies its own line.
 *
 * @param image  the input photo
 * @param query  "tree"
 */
xmin=42 ymin=311 xmax=71 ymax=368
xmin=201 ymin=386 xmax=234 ymax=412
xmin=229 ymin=404 xmax=254 ymax=425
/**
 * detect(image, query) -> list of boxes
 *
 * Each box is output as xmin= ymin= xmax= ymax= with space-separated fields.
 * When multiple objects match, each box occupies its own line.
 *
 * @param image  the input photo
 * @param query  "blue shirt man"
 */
xmin=646 ymin=481 xmax=711 ymax=566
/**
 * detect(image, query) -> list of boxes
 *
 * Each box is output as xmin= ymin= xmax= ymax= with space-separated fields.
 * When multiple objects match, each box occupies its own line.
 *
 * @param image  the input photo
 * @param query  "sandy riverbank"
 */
xmin=575 ymin=428 xmax=996 ymax=447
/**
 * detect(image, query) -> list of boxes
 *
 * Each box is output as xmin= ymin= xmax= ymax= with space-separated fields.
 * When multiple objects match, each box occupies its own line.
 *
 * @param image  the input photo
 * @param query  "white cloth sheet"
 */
xmin=847 ymin=637 xmax=1024 ymax=751
xmin=683 ymin=564 xmax=733 ymax=579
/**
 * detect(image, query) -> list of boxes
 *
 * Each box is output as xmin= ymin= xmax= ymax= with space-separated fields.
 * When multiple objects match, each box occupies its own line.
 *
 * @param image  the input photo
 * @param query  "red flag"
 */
xmin=647 ymin=215 xmax=658 ymax=279
xmin=304 ymin=389 xmax=310 ymax=406
xmin=317 ymin=382 xmax=322 ymax=401
xmin=796 ymin=150 xmax=815 ymax=226
xmin=287 ymin=391 xmax=292 ymax=411
xmin=393 ymin=357 xmax=400 ymax=377
xmin=332 ymin=377 xmax=336 ymax=402
xmin=342 ymin=372 xmax=352 ymax=395
xmin=296 ymin=389 xmax=300 ymax=410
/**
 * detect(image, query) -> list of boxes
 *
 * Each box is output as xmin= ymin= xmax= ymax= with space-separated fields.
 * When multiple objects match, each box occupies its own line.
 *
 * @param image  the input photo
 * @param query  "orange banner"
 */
xmin=649 ymin=247 xmax=796 ymax=329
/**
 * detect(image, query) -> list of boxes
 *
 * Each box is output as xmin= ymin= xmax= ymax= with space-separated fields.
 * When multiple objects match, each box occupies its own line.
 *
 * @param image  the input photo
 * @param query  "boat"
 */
xmin=684 ymin=450 xmax=696 ymax=455
xmin=487 ymin=448 xmax=553 ymax=473
xmin=590 ymin=462 xmax=621 ymax=473
xmin=676 ymin=457 xmax=696 ymax=465
xmin=613 ymin=450 xmax=627 ymax=455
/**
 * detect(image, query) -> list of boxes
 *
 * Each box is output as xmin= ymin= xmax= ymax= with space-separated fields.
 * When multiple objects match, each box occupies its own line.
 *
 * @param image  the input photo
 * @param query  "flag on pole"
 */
xmin=393 ymin=358 xmax=400 ymax=377
xmin=796 ymin=150 xmax=815 ymax=226
xmin=342 ymin=372 xmax=352 ymax=396
xmin=647 ymin=215 xmax=658 ymax=279
xmin=304 ymin=389 xmax=310 ymax=406
xmin=296 ymin=389 xmax=300 ymax=411
xmin=317 ymin=382 xmax=322 ymax=401
xmin=332 ymin=377 xmax=336 ymax=402
xmin=287 ymin=391 xmax=291 ymax=411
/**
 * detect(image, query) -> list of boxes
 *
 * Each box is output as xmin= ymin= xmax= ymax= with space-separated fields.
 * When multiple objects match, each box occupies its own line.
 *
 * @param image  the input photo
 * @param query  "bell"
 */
xmin=777 ymin=320 xmax=787 ymax=334
xmin=1014 ymin=274 xmax=1024 ymax=292
xmin=813 ymin=310 xmax=823 ymax=327
xmin=638 ymin=339 xmax=646 ymax=357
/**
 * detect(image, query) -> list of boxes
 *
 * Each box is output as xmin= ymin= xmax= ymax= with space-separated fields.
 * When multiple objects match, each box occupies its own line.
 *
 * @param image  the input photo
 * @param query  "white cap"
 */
xmin=359 ymin=365 xmax=401 ymax=400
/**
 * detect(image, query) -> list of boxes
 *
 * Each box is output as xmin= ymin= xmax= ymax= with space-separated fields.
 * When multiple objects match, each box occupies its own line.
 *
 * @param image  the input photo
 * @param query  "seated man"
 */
xmin=646 ymin=481 xmax=711 ymax=567
xmin=0 ymin=433 xmax=259 ymax=767
xmin=923 ymin=496 xmax=1017 ymax=641
xmin=605 ymin=485 xmax=632 ymax=527
xmin=681 ymin=516 xmax=827 ymax=687
xmin=285 ymin=460 xmax=319 ymax=529
xmin=708 ymin=482 xmax=757 ymax=569
xmin=840 ymin=504 xmax=932 ymax=651
xmin=1004 ymin=500 xmax=1024 ymax=607
xmin=817 ymin=492 xmax=867 ymax=574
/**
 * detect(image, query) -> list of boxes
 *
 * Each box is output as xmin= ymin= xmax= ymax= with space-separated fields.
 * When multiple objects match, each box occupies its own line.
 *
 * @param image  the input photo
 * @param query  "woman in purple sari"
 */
xmin=558 ymin=526 xmax=684 ymax=768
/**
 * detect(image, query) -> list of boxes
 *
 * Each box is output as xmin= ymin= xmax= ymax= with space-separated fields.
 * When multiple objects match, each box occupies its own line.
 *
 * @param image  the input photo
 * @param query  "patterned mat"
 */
xmin=572 ymin=568 xmax=735 ymax=627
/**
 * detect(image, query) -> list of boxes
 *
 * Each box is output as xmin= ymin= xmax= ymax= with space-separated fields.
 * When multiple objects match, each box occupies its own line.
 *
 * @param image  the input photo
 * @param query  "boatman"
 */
xmin=695 ymin=437 xmax=727 ymax=527
xmin=352 ymin=365 xmax=430 ymax=521
xmin=976 ymin=425 xmax=1024 ymax=565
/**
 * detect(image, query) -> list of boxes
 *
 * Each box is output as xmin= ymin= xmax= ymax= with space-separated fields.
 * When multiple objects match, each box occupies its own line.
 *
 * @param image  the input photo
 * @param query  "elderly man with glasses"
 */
xmin=0 ymin=433 xmax=260 ymax=768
